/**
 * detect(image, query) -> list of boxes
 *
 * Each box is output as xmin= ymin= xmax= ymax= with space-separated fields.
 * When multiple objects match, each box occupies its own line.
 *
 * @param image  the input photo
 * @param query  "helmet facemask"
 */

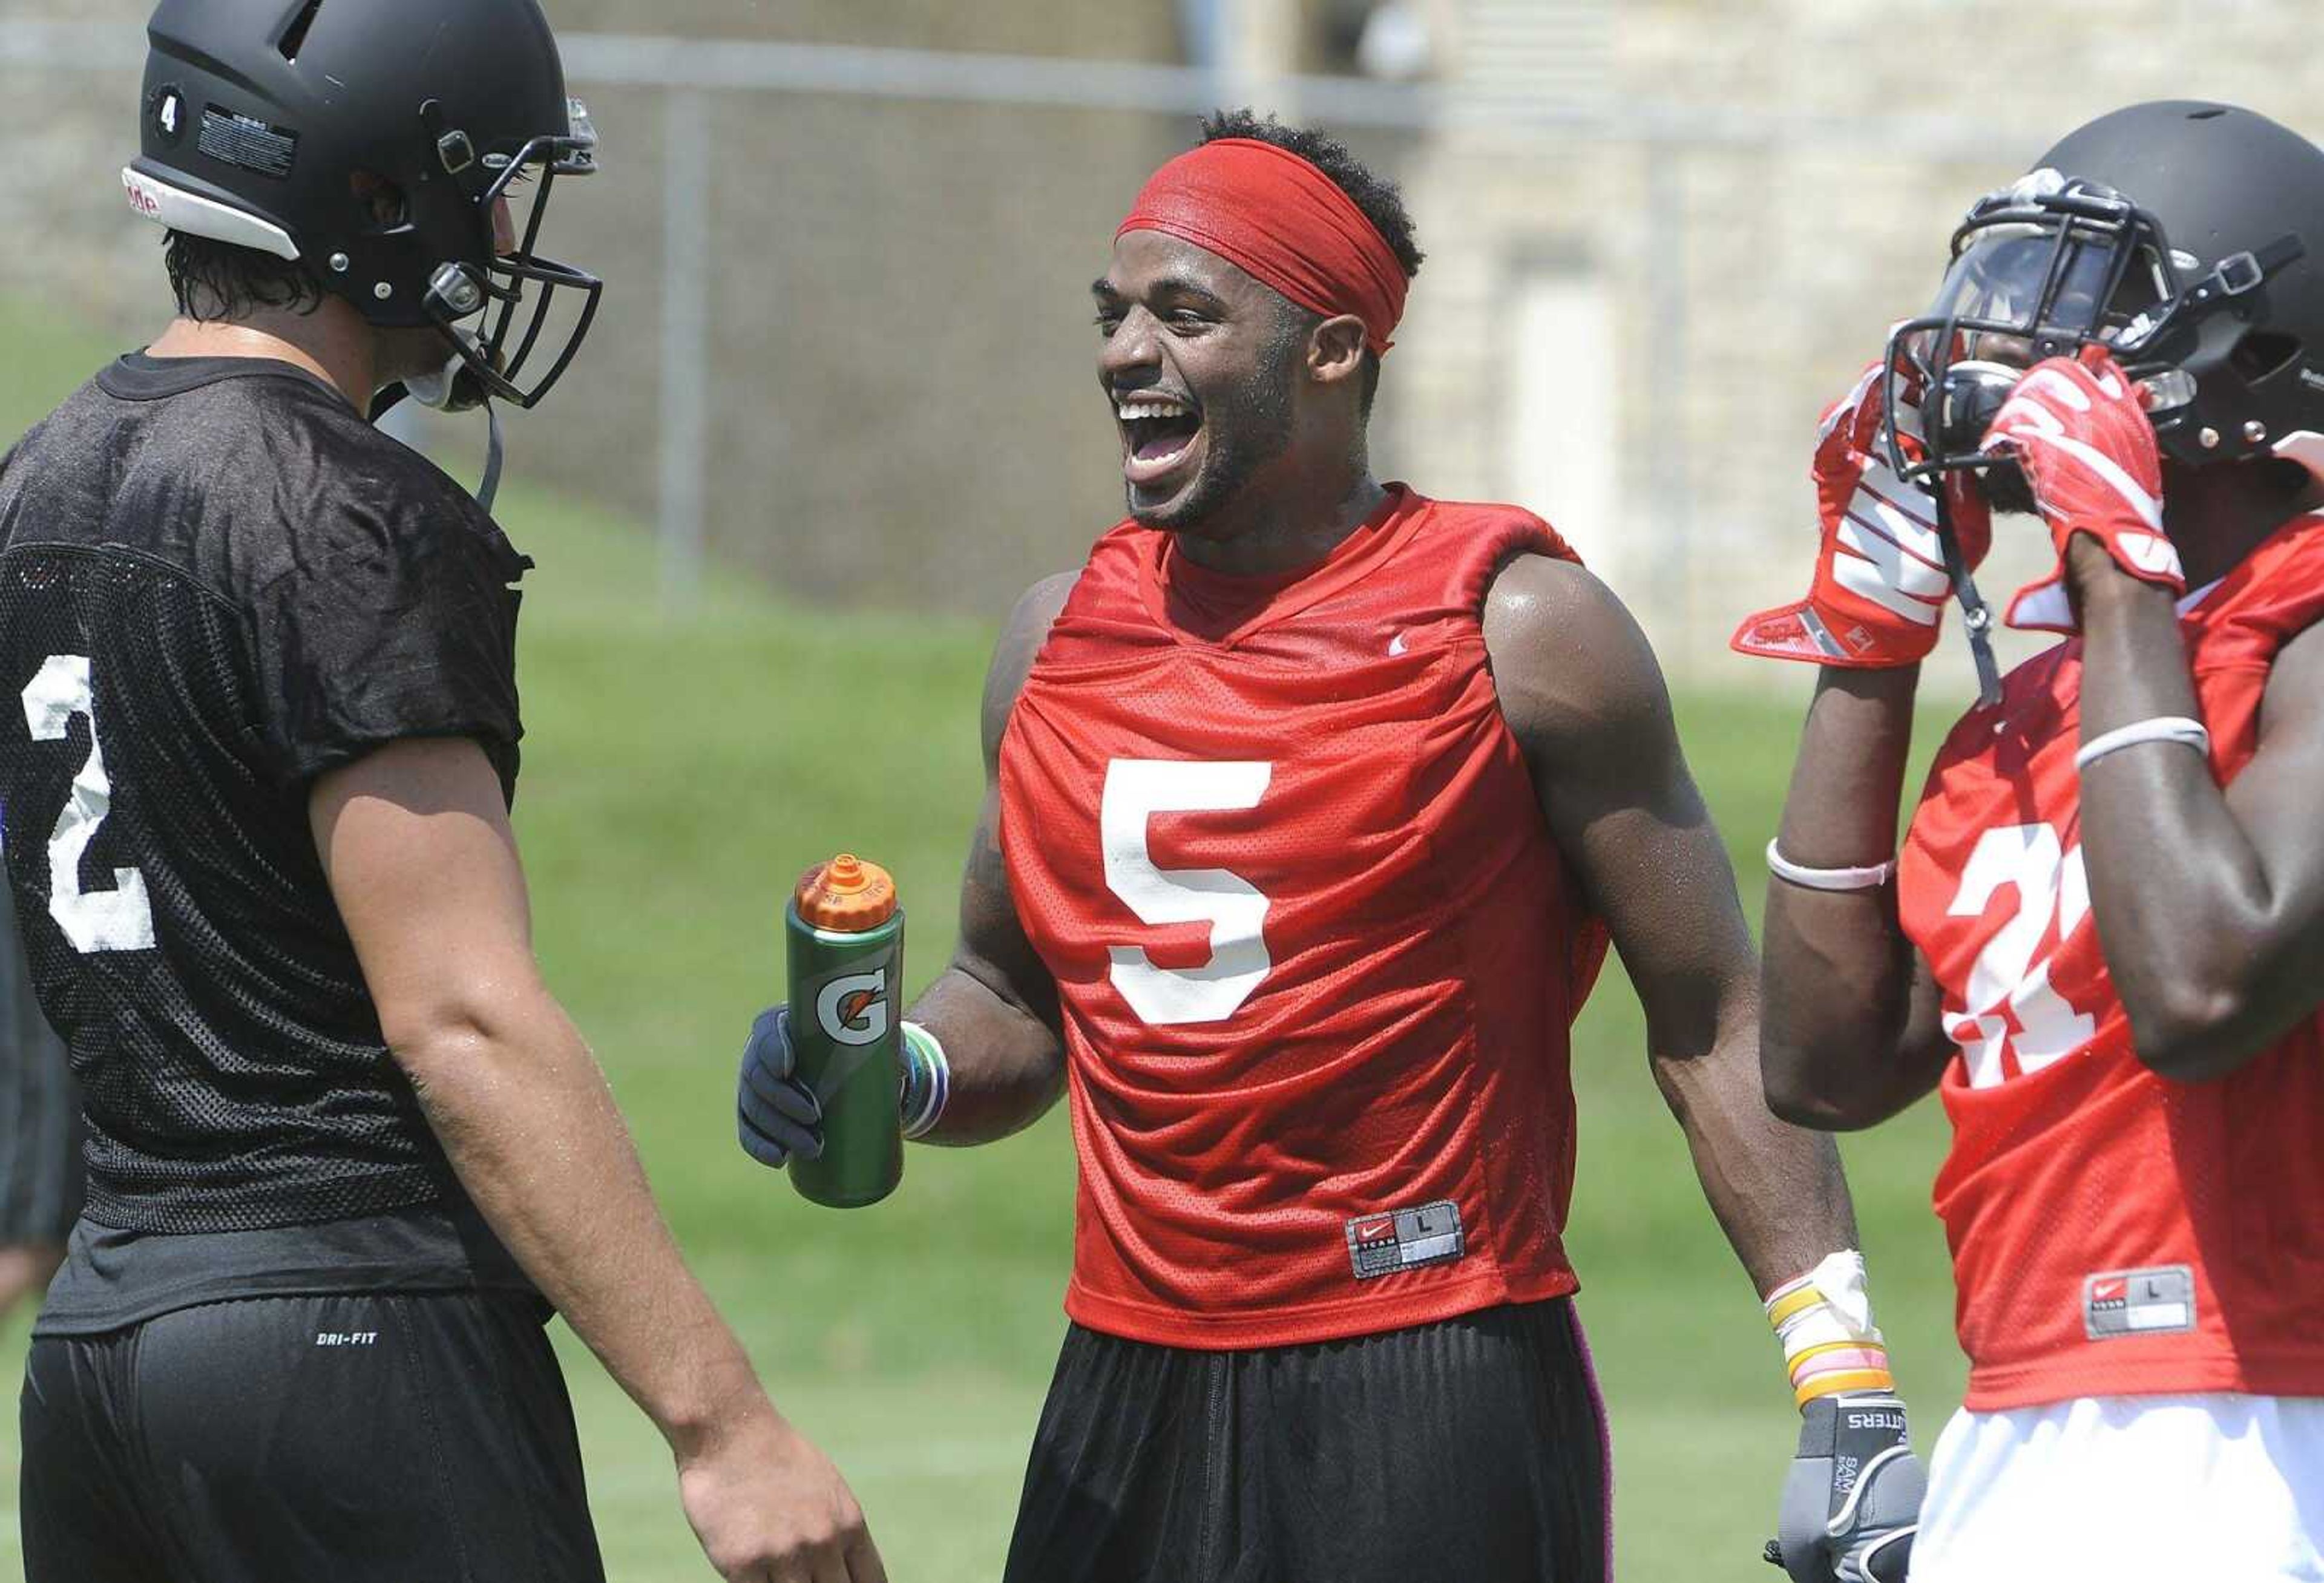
xmin=1875 ymin=168 xmax=2306 ymax=700
xmin=1883 ymin=171 xmax=2179 ymax=508
xmin=412 ymin=99 xmax=603 ymax=414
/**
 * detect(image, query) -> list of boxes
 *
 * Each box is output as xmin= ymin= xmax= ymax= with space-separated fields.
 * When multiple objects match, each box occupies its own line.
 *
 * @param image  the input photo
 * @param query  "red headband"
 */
xmin=1116 ymin=138 xmax=1408 ymax=357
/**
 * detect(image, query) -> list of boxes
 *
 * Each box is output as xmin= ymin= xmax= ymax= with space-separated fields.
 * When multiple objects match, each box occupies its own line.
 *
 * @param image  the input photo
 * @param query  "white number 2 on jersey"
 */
xmin=1101 ymin=759 xmax=1272 ymax=1026
xmin=1943 ymin=822 xmax=2094 ymax=1087
xmin=21 ymin=655 xmax=156 ymax=954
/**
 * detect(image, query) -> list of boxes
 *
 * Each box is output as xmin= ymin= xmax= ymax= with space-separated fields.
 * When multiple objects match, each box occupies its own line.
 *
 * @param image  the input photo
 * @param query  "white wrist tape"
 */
xmin=2073 ymin=715 xmax=2210 ymax=772
xmin=1765 ymin=840 xmax=1897 ymax=893
xmin=1767 ymin=1250 xmax=1894 ymax=1406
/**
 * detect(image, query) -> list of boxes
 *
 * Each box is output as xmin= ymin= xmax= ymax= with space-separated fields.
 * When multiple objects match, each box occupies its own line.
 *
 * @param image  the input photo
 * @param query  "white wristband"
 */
xmin=2074 ymin=715 xmax=2210 ymax=772
xmin=898 ymin=1020 xmax=950 ymax=1141
xmin=1766 ymin=840 xmax=1896 ymax=893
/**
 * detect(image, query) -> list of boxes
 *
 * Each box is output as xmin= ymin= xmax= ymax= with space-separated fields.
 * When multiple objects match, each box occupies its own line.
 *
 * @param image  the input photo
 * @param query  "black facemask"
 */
xmin=1874 ymin=167 xmax=2305 ymax=700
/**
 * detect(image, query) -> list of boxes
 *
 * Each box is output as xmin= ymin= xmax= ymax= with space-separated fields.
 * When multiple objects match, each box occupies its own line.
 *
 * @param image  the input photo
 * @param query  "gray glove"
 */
xmin=736 ymin=1006 xmax=824 ymax=1167
xmin=736 ymin=1006 xmax=946 ymax=1167
xmin=1770 ymin=1393 xmax=1924 ymax=1583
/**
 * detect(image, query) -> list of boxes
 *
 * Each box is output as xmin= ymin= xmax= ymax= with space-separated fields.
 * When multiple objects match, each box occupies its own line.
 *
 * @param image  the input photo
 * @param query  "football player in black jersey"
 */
xmin=2 ymin=4 xmax=885 ymax=1581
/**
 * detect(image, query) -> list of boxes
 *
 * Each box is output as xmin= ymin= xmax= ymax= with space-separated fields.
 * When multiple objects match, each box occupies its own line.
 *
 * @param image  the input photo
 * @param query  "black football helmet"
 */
xmin=125 ymin=0 xmax=602 ymax=411
xmin=1877 ymin=101 xmax=2324 ymax=699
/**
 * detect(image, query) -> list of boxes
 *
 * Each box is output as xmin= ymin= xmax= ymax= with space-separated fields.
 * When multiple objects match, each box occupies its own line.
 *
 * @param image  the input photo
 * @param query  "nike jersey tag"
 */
xmin=1345 ymin=1200 xmax=1465 ymax=1279
xmin=2084 ymin=1265 xmax=2194 ymax=1340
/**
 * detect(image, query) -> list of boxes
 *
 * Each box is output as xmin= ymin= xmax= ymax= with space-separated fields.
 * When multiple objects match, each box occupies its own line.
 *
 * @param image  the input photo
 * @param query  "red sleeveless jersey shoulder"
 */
xmin=1899 ymin=513 xmax=2324 ymax=1410
xmin=1000 ymin=485 xmax=1609 ymax=1348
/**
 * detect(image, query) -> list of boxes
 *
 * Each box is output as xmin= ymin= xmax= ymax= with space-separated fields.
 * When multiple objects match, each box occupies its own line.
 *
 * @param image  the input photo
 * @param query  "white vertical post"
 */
xmin=1644 ymin=142 xmax=1690 ymax=647
xmin=659 ymin=90 xmax=712 ymax=612
xmin=1217 ymin=0 xmax=1301 ymax=120
xmin=1504 ymin=267 xmax=1621 ymax=580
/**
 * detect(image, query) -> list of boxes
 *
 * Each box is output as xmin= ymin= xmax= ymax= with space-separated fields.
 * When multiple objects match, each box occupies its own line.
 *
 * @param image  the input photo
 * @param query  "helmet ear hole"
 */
xmin=349 ymin=171 xmax=409 ymax=234
xmin=2230 ymin=329 xmax=2303 ymax=383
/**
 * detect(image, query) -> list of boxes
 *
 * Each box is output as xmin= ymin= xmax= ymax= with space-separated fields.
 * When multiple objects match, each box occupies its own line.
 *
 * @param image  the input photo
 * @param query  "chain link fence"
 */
xmin=8 ymin=4 xmax=2320 ymax=687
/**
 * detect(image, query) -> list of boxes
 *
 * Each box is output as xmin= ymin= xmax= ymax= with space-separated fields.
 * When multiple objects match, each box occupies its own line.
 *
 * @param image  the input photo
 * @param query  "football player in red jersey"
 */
xmin=1744 ymin=101 xmax=2324 ymax=1581
xmin=742 ymin=111 xmax=1925 ymax=1583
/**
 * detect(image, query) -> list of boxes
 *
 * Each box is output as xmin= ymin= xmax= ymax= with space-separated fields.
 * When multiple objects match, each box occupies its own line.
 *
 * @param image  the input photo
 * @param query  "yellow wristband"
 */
xmin=1793 ymin=1366 xmax=1896 ymax=1409
xmin=1765 ymin=1283 xmax=1827 ymax=1329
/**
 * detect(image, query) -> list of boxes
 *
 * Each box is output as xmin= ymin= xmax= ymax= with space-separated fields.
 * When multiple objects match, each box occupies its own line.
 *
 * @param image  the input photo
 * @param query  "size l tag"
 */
xmin=1345 ymin=1200 xmax=1465 ymax=1280
xmin=2084 ymin=1265 xmax=2195 ymax=1340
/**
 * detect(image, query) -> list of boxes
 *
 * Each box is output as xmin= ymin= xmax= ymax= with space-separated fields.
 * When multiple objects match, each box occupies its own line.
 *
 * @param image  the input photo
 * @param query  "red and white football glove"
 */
xmin=1980 ymin=345 xmax=2181 ymax=634
xmin=1733 ymin=363 xmax=1992 ymax=667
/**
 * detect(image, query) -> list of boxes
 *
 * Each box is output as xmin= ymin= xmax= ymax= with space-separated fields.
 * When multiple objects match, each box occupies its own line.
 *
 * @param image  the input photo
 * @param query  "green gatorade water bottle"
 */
xmin=784 ymin=854 xmax=905 ymax=1208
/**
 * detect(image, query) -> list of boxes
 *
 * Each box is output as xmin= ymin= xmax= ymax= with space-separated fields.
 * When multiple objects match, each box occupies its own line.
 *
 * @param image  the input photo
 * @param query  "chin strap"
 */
xmin=1912 ymin=316 xmax=2006 ymax=709
xmin=479 ymin=399 xmax=505 ymax=515
xmin=1932 ymin=480 xmax=2003 ymax=707
xmin=375 ymin=353 xmax=506 ymax=516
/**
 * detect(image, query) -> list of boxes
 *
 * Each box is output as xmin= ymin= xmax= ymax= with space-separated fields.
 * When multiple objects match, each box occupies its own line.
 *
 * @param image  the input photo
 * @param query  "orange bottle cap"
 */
xmin=795 ymin=853 xmax=898 ymax=932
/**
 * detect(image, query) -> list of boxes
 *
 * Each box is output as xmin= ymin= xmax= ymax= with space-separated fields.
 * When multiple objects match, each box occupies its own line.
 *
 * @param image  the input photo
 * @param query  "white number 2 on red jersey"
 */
xmin=1101 ymin=759 xmax=1272 ymax=1026
xmin=22 ymin=654 xmax=157 ymax=954
xmin=1944 ymin=822 xmax=2095 ymax=1087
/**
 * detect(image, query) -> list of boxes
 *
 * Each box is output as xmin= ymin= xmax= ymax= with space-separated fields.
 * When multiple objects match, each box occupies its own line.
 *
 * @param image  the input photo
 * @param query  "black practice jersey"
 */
xmin=0 ymin=355 xmax=527 ymax=1234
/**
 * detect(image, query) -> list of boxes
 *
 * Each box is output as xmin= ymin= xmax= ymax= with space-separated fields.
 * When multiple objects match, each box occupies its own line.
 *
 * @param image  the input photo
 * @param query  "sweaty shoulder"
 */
xmin=1482 ymin=553 xmax=1672 ymax=753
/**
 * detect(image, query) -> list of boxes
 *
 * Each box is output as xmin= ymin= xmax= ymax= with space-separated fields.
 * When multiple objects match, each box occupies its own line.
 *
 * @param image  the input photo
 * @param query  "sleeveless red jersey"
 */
xmin=999 ymin=485 xmax=1608 ymax=1349
xmin=1899 ymin=513 xmax=2324 ymax=1411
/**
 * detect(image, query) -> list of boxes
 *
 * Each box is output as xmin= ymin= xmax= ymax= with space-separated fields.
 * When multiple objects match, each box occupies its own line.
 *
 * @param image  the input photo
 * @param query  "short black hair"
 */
xmin=1198 ymin=108 xmax=1424 ymax=280
xmin=164 ymin=231 xmax=324 ymax=322
xmin=1198 ymin=108 xmax=1422 ymax=415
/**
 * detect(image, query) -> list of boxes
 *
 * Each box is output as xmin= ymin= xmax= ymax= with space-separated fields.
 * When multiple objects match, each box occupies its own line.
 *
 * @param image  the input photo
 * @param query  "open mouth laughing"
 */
xmin=1115 ymin=388 xmax=1205 ymax=493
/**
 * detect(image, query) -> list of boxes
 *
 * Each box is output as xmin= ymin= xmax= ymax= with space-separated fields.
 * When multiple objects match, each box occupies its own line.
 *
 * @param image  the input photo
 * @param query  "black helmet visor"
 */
xmin=1913 ymin=224 xmax=2161 ymax=366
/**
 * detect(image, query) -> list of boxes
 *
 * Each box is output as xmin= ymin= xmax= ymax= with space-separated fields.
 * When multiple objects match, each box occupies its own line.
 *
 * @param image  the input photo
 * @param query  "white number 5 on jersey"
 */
xmin=1101 ymin=759 xmax=1272 ymax=1026
xmin=22 ymin=654 xmax=157 ymax=954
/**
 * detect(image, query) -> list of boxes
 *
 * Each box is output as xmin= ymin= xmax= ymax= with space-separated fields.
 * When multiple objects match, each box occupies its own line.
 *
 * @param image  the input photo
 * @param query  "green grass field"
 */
xmin=0 ymin=298 xmax=1972 ymax=1582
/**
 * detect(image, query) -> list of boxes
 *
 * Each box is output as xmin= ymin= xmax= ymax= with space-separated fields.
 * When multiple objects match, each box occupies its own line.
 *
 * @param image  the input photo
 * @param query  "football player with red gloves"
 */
xmin=1733 ymin=362 xmax=1990 ymax=670
xmin=1745 ymin=102 xmax=2324 ymax=1583
xmin=1980 ymin=343 xmax=2182 ymax=630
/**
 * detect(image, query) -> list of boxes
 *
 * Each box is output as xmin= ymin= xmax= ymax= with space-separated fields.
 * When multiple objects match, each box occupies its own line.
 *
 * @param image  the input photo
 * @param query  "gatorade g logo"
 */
xmin=816 ymin=969 xmax=890 ymax=1047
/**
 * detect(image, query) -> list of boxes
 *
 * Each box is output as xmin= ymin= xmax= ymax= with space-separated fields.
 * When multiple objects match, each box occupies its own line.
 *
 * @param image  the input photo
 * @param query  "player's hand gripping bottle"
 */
xmin=783 ymin=854 xmax=905 ymax=1208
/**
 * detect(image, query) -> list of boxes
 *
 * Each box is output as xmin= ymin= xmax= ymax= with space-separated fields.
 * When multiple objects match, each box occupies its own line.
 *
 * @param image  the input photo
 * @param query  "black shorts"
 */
xmin=1004 ymin=1297 xmax=1612 ymax=1583
xmin=18 ymin=1288 xmax=605 ymax=1582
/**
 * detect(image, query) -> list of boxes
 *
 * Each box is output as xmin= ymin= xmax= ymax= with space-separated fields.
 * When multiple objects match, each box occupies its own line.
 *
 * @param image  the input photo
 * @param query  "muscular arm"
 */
xmin=1486 ymin=555 xmax=1857 ymax=1296
xmin=902 ymin=574 xmax=1076 ymax=1145
xmin=313 ymin=738 xmax=875 ymax=1582
xmin=2070 ymin=536 xmax=2324 ymax=1079
xmin=1758 ymin=669 xmax=1952 ymax=1129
